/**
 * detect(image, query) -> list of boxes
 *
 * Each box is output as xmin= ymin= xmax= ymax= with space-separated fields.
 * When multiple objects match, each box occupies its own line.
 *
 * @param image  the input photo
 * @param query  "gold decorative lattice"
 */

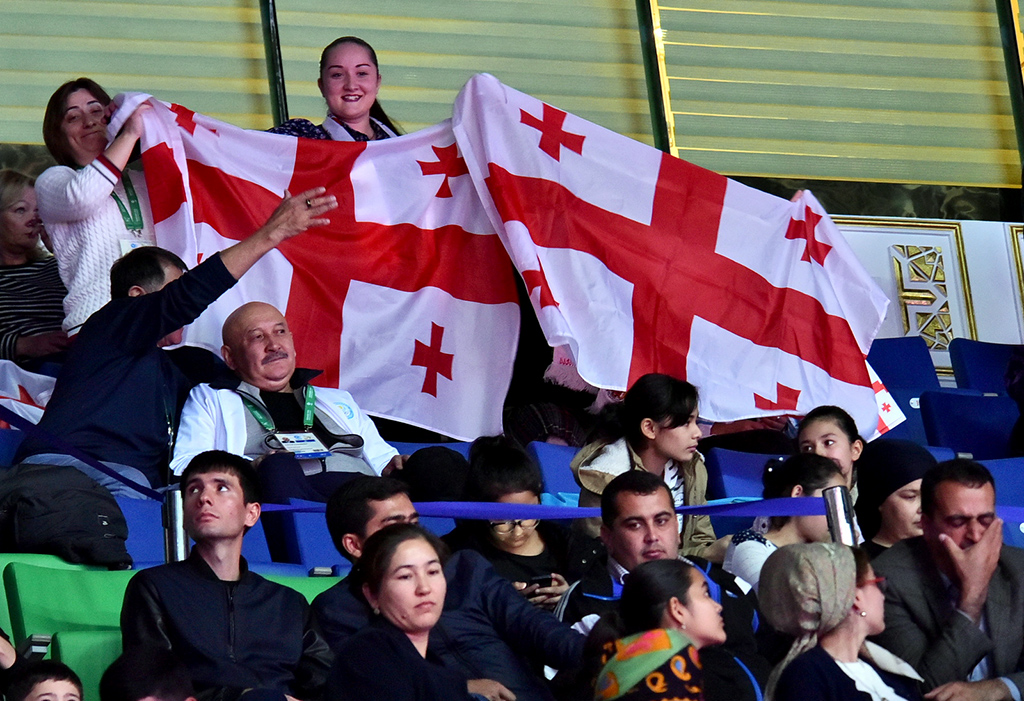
xmin=891 ymin=245 xmax=953 ymax=350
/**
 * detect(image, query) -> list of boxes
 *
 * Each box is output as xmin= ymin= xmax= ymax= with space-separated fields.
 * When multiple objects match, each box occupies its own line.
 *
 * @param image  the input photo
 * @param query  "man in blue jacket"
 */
xmin=312 ymin=476 xmax=584 ymax=701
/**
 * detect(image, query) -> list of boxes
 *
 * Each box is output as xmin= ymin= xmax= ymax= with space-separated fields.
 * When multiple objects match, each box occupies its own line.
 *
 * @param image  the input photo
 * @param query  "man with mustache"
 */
xmin=170 ymin=301 xmax=403 ymax=500
xmin=16 ymin=189 xmax=337 ymax=495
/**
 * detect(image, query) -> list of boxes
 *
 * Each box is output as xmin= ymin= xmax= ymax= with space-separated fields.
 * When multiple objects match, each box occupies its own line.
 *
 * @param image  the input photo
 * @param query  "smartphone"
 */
xmin=529 ymin=575 xmax=553 ymax=589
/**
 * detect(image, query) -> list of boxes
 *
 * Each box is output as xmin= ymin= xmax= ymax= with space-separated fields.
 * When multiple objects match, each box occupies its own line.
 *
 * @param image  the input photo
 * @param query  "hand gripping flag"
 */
xmin=452 ymin=74 xmax=897 ymax=438
xmin=134 ymin=96 xmax=520 ymax=440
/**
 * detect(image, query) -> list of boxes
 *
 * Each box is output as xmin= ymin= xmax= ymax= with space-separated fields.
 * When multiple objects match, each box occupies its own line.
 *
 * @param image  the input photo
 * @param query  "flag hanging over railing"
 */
xmin=128 ymin=72 xmax=898 ymax=440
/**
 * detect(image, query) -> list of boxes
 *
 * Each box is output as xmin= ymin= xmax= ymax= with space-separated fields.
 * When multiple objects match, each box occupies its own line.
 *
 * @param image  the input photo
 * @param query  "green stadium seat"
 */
xmin=52 ymin=629 xmax=123 ymax=701
xmin=0 ymin=556 xmax=101 ymax=638
xmin=4 ymin=564 xmax=135 ymax=642
xmin=263 ymin=573 xmax=341 ymax=604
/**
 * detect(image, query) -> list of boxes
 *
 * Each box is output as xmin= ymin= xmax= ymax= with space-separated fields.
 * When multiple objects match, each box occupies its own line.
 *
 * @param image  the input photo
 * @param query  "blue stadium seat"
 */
xmin=949 ymin=338 xmax=1021 ymax=394
xmin=704 ymin=448 xmax=779 ymax=501
xmin=243 ymin=520 xmax=307 ymax=576
xmin=920 ymin=391 xmax=1018 ymax=461
xmin=279 ymin=499 xmax=351 ymax=576
xmin=924 ymin=446 xmax=956 ymax=462
xmin=867 ymin=337 xmax=941 ymax=392
xmin=980 ymin=457 xmax=1024 ymax=547
xmin=391 ymin=441 xmax=471 ymax=459
xmin=526 ymin=441 xmax=580 ymax=497
xmin=879 ymin=387 xmax=929 ymax=445
xmin=867 ymin=337 xmax=941 ymax=445
xmin=0 ymin=428 xmax=25 ymax=468
xmin=703 ymin=448 xmax=782 ymax=537
xmin=116 ymin=497 xmax=164 ymax=566
xmin=417 ymin=516 xmax=456 ymax=537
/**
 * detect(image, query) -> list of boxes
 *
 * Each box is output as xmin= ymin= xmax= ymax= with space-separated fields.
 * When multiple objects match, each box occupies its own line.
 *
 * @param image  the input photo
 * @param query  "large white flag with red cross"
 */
xmin=452 ymin=74 xmax=895 ymax=437
xmin=127 ymin=71 xmax=898 ymax=441
xmin=134 ymin=96 xmax=520 ymax=440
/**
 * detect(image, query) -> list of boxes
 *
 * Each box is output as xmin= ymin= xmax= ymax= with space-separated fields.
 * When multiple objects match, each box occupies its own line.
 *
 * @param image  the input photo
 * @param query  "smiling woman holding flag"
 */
xmin=36 ymin=78 xmax=156 ymax=335
xmin=270 ymin=36 xmax=401 ymax=142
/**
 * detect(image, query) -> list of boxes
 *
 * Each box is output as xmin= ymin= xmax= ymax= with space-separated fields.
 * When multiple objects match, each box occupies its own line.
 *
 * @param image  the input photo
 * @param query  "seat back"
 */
xmin=526 ymin=441 xmax=580 ymax=497
xmin=116 ymin=496 xmax=165 ymax=566
xmin=280 ymin=499 xmax=350 ymax=575
xmin=4 ymin=563 xmax=136 ymax=642
xmin=980 ymin=457 xmax=1024 ymax=547
xmin=704 ymin=448 xmax=782 ymax=537
xmin=867 ymin=337 xmax=941 ymax=392
xmin=52 ymin=630 xmax=123 ymax=701
xmin=704 ymin=448 xmax=779 ymax=501
xmin=391 ymin=441 xmax=471 ymax=458
xmin=417 ymin=516 xmax=455 ymax=537
xmin=0 ymin=555 xmax=100 ymax=636
xmin=949 ymin=339 xmax=1021 ymax=394
xmin=920 ymin=391 xmax=1018 ymax=460
xmin=878 ymin=387 xmax=929 ymax=445
xmin=263 ymin=573 xmax=342 ymax=604
xmin=0 ymin=428 xmax=24 ymax=468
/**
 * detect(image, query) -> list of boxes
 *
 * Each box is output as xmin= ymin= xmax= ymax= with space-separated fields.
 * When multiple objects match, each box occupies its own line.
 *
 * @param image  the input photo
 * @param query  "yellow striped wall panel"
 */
xmin=649 ymin=0 xmax=1022 ymax=187
xmin=0 ymin=0 xmax=653 ymax=146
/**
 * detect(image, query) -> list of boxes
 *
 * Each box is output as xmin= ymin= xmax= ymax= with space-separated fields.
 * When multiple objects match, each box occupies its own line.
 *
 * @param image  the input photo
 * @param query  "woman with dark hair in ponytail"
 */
xmin=570 ymin=373 xmax=718 ymax=559
xmin=723 ymin=453 xmax=845 ymax=593
xmin=270 ymin=36 xmax=401 ymax=142
xmin=584 ymin=559 xmax=724 ymax=701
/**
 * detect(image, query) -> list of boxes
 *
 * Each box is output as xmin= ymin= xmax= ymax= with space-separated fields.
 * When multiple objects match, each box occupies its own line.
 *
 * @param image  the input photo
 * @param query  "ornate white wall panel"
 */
xmin=837 ymin=216 xmax=1024 ymax=375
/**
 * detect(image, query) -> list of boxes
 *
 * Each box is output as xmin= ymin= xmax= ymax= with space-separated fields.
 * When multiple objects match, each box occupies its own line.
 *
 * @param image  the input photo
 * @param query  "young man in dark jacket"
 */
xmin=312 ymin=475 xmax=585 ymax=701
xmin=120 ymin=451 xmax=332 ymax=701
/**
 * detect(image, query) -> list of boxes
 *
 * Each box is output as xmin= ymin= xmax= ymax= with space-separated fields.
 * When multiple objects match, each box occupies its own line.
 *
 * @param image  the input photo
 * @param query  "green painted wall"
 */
xmin=654 ymin=0 xmax=1022 ymax=186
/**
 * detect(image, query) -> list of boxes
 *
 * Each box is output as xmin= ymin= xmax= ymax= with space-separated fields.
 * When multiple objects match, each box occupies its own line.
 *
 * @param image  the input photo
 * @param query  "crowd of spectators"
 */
xmin=0 ymin=32 xmax=1021 ymax=701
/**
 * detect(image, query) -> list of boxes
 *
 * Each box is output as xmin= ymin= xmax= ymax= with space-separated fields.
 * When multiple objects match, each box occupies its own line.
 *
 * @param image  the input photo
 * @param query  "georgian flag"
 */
xmin=121 ymin=71 xmax=899 ymax=441
xmin=452 ymin=74 xmax=897 ymax=438
xmin=0 ymin=360 xmax=54 ymax=425
xmin=132 ymin=95 xmax=519 ymax=440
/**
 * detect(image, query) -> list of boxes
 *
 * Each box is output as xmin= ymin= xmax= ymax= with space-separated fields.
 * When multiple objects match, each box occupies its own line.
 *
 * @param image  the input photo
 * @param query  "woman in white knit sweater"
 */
xmin=37 ymin=78 xmax=156 ymax=334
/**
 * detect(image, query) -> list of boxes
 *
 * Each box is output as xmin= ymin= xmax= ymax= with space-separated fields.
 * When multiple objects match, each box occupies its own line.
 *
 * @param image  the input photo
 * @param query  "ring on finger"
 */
xmin=305 ymin=198 xmax=313 ymax=209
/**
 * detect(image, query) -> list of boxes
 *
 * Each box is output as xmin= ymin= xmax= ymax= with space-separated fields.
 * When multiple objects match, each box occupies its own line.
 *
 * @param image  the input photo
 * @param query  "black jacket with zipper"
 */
xmin=121 ymin=551 xmax=332 ymax=701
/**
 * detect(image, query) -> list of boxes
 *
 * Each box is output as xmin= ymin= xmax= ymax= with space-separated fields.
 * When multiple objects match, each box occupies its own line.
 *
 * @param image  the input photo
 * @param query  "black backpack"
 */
xmin=0 ymin=463 xmax=132 ymax=569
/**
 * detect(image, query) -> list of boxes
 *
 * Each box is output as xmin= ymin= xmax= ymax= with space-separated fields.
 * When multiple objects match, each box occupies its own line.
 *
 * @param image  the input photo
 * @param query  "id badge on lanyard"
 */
xmin=243 ymin=387 xmax=332 ymax=459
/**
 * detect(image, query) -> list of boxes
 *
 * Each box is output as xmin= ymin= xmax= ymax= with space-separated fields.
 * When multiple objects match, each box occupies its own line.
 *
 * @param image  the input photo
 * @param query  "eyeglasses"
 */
xmin=489 ymin=519 xmax=539 ymax=535
xmin=860 ymin=576 xmax=887 ymax=593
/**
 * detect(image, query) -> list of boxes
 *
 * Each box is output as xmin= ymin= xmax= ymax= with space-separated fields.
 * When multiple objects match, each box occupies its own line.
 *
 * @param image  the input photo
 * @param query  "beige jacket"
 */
xmin=570 ymin=437 xmax=716 ymax=557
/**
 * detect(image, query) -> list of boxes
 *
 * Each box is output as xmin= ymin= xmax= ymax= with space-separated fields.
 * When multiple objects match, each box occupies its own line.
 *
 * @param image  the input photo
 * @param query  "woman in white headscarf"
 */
xmin=759 ymin=543 xmax=923 ymax=701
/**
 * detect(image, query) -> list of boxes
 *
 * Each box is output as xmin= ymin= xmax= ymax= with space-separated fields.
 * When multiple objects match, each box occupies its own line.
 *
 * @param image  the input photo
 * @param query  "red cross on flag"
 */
xmin=135 ymin=96 xmax=519 ymax=440
xmin=453 ymin=74 xmax=897 ymax=438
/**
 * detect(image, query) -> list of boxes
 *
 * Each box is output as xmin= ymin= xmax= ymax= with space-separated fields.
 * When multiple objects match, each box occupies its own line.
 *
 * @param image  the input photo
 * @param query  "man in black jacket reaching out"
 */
xmin=120 ymin=450 xmax=332 ymax=701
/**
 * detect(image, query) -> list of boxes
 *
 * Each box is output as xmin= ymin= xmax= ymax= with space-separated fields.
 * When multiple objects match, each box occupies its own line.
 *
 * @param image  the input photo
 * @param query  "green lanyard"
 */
xmin=111 ymin=175 xmax=144 ymax=231
xmin=241 ymin=386 xmax=317 ymax=432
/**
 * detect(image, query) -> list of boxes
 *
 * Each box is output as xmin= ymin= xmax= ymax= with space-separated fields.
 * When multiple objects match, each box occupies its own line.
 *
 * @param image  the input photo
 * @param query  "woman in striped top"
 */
xmin=0 ymin=169 xmax=69 ymax=366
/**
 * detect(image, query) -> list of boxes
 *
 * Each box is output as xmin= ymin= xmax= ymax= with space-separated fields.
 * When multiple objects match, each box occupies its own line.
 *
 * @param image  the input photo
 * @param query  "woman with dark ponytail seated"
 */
xmin=270 ymin=36 xmax=400 ymax=142
xmin=585 ymin=559 xmax=725 ymax=701
xmin=570 ymin=373 xmax=718 ymax=559
xmin=723 ymin=453 xmax=846 ymax=593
